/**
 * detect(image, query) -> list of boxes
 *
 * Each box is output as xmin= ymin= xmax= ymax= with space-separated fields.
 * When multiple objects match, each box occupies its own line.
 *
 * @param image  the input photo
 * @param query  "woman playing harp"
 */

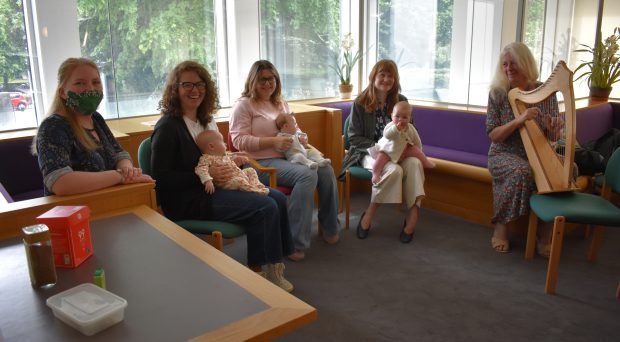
xmin=486 ymin=42 xmax=561 ymax=255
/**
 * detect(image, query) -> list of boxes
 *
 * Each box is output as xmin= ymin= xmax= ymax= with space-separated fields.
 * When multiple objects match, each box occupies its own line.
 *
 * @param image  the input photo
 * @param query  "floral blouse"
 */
xmin=36 ymin=112 xmax=131 ymax=195
xmin=486 ymin=86 xmax=559 ymax=159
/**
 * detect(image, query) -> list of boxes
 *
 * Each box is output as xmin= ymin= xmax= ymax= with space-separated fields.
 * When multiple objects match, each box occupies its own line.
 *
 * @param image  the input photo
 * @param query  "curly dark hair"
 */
xmin=158 ymin=60 xmax=219 ymax=127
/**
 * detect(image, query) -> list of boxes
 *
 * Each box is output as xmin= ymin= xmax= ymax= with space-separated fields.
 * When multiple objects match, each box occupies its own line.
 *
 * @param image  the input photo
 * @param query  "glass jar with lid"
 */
xmin=22 ymin=224 xmax=57 ymax=287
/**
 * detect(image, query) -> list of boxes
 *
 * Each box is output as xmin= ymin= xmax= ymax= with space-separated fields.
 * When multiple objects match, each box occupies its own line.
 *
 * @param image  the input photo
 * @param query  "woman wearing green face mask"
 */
xmin=33 ymin=57 xmax=154 ymax=196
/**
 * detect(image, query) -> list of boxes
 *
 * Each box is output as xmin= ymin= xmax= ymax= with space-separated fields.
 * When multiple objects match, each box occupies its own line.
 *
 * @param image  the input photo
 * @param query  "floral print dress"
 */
xmin=486 ymin=88 xmax=559 ymax=224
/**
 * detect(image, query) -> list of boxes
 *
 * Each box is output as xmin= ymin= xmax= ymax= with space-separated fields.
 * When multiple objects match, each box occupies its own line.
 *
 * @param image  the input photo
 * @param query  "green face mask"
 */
xmin=65 ymin=90 xmax=104 ymax=116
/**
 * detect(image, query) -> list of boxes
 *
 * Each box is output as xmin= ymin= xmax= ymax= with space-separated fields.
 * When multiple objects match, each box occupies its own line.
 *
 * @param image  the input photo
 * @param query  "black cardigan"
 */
xmin=151 ymin=115 xmax=213 ymax=221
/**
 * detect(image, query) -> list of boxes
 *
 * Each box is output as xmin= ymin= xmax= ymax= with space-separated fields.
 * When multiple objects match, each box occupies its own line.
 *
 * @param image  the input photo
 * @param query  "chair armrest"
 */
xmin=247 ymin=159 xmax=277 ymax=188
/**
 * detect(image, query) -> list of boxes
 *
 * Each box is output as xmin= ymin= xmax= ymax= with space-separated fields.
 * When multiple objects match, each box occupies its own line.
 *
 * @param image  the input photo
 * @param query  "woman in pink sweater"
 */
xmin=230 ymin=60 xmax=341 ymax=261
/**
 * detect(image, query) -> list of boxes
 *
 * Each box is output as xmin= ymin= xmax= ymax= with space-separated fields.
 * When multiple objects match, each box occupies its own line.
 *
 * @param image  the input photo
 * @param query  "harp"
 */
xmin=508 ymin=61 xmax=577 ymax=194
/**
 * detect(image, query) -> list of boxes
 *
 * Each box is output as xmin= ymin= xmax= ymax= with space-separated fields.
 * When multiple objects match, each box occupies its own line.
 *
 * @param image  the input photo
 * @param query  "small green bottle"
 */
xmin=93 ymin=267 xmax=106 ymax=289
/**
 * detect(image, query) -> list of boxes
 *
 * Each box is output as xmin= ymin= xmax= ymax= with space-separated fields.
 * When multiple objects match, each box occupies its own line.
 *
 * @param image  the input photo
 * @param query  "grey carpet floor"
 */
xmin=224 ymin=192 xmax=620 ymax=342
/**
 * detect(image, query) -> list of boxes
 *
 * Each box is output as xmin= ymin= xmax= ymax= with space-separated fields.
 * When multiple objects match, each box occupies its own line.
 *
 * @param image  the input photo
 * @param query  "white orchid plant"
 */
xmin=332 ymin=33 xmax=362 ymax=86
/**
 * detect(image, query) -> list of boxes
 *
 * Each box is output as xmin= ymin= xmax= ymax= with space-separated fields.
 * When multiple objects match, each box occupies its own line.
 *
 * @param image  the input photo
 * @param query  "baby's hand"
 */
xmin=298 ymin=132 xmax=308 ymax=146
xmin=204 ymin=180 xmax=215 ymax=194
xmin=396 ymin=121 xmax=408 ymax=130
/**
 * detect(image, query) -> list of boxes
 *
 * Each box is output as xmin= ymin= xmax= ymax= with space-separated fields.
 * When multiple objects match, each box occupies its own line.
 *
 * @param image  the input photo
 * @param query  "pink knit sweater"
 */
xmin=229 ymin=97 xmax=290 ymax=160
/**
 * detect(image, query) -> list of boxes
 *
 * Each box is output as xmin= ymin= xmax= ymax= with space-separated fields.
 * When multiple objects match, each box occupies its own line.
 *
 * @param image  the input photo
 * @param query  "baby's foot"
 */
xmin=308 ymin=161 xmax=319 ymax=169
xmin=371 ymin=172 xmax=381 ymax=184
xmin=318 ymin=159 xmax=331 ymax=167
xmin=423 ymin=159 xmax=436 ymax=168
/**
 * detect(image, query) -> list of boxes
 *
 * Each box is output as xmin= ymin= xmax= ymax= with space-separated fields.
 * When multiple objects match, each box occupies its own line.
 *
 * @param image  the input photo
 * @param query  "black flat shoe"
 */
xmin=356 ymin=212 xmax=370 ymax=239
xmin=400 ymin=219 xmax=414 ymax=243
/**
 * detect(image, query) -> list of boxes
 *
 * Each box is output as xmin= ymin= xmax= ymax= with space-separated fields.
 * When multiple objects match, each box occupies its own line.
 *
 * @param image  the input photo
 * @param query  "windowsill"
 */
xmin=1 ymin=96 xmax=616 ymax=141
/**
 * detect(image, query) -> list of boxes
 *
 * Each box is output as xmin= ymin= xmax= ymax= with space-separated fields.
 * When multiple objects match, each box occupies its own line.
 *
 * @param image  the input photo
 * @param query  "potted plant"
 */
xmin=332 ymin=33 xmax=362 ymax=99
xmin=574 ymin=27 xmax=620 ymax=101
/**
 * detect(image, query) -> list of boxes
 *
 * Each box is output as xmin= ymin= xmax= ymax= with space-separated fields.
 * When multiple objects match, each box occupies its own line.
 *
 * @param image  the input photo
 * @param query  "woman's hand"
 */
xmin=117 ymin=168 xmax=154 ymax=184
xmin=123 ymin=174 xmax=155 ymax=184
xmin=273 ymin=135 xmax=293 ymax=152
xmin=209 ymin=164 xmax=229 ymax=183
xmin=118 ymin=166 xmax=143 ymax=182
xmin=516 ymin=107 xmax=539 ymax=127
xmin=543 ymin=115 xmax=563 ymax=140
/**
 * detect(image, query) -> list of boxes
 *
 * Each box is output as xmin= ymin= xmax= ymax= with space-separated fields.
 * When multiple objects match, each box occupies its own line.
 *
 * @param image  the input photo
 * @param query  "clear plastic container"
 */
xmin=46 ymin=283 xmax=127 ymax=336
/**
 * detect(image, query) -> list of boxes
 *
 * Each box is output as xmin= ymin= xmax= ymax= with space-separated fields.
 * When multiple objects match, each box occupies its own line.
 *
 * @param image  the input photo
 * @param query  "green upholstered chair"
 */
xmin=138 ymin=137 xmax=244 ymax=251
xmin=341 ymin=115 xmax=373 ymax=229
xmin=525 ymin=147 xmax=620 ymax=295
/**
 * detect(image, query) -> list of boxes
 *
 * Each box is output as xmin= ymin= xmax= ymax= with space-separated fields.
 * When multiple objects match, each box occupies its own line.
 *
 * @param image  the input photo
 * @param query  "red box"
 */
xmin=36 ymin=206 xmax=93 ymax=268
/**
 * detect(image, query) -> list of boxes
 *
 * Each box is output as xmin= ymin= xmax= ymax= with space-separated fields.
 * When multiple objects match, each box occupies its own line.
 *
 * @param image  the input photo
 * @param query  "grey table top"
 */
xmin=0 ymin=211 xmax=270 ymax=341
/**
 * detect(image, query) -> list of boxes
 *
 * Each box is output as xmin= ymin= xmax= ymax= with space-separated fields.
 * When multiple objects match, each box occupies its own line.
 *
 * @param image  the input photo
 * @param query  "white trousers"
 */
xmin=362 ymin=155 xmax=425 ymax=208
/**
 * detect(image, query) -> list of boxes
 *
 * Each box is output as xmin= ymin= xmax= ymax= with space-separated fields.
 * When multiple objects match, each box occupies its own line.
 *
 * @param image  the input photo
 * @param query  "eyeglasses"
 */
xmin=258 ymin=76 xmax=277 ymax=85
xmin=178 ymin=81 xmax=207 ymax=91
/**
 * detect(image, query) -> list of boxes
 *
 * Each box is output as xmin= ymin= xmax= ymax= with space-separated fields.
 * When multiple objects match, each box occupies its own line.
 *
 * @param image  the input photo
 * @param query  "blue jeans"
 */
xmin=210 ymin=188 xmax=293 ymax=267
xmin=257 ymin=158 xmax=340 ymax=250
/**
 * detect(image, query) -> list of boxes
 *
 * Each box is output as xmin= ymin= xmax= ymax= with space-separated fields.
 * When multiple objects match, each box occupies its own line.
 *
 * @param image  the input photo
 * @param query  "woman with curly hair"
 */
xmin=151 ymin=60 xmax=295 ymax=292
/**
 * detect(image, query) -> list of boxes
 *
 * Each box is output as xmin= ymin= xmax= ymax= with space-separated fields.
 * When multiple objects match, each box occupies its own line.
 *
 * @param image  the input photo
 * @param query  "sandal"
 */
xmin=536 ymin=240 xmax=551 ymax=258
xmin=491 ymin=237 xmax=510 ymax=253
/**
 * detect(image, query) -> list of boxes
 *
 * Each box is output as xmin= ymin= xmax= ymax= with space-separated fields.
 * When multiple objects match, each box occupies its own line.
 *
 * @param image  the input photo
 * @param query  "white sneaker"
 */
xmin=266 ymin=263 xmax=294 ymax=292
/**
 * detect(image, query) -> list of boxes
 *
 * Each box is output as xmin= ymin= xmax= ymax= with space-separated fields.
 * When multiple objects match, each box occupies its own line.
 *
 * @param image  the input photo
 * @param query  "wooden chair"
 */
xmin=525 ymin=148 xmax=620 ymax=295
xmin=341 ymin=115 xmax=372 ymax=230
xmin=138 ymin=137 xmax=277 ymax=251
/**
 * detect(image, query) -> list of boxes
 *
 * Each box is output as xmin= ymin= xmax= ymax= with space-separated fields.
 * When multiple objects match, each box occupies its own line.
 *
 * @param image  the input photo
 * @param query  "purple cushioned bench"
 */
xmin=319 ymin=100 xmax=620 ymax=170
xmin=575 ymin=102 xmax=620 ymax=144
xmin=0 ymin=138 xmax=44 ymax=202
xmin=318 ymin=101 xmax=491 ymax=168
xmin=414 ymin=107 xmax=489 ymax=167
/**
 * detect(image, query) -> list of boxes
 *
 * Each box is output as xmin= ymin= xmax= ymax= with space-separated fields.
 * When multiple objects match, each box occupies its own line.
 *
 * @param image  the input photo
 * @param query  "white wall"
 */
xmin=30 ymin=0 xmax=81 ymax=113
xmin=571 ymin=0 xmax=620 ymax=98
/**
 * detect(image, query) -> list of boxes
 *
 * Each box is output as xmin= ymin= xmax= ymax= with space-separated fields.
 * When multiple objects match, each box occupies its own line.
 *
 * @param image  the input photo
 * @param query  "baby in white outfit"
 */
xmin=275 ymin=113 xmax=331 ymax=169
xmin=368 ymin=101 xmax=435 ymax=184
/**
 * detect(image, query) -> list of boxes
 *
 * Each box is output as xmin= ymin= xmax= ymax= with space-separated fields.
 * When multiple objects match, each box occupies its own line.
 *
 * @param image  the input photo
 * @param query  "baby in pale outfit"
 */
xmin=368 ymin=101 xmax=435 ymax=184
xmin=194 ymin=130 xmax=268 ymax=195
xmin=275 ymin=113 xmax=331 ymax=169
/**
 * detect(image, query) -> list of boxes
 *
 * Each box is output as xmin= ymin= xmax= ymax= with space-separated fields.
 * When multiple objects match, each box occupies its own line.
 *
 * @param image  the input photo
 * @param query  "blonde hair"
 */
xmin=489 ymin=42 xmax=539 ymax=100
xmin=33 ymin=58 xmax=101 ymax=154
xmin=392 ymin=101 xmax=412 ymax=117
xmin=158 ymin=60 xmax=219 ymax=127
xmin=358 ymin=59 xmax=402 ymax=113
xmin=240 ymin=60 xmax=283 ymax=107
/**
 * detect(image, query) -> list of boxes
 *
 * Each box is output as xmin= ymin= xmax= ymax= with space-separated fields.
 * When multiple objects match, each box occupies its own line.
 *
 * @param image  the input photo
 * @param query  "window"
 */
xmin=523 ymin=0 xmax=546 ymax=67
xmin=0 ymin=0 xmax=36 ymax=131
xmin=259 ymin=0 xmax=342 ymax=100
xmin=0 ymin=0 xmax=617 ymax=133
xmin=374 ymin=0 xmax=503 ymax=106
xmin=77 ymin=0 xmax=217 ymax=119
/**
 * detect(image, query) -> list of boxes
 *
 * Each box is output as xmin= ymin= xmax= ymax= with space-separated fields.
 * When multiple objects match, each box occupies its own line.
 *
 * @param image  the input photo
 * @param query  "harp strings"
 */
xmin=529 ymin=94 xmax=566 ymax=164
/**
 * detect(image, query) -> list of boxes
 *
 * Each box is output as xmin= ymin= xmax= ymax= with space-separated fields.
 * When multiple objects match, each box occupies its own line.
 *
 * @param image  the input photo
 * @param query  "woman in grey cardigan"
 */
xmin=341 ymin=60 xmax=425 ymax=243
